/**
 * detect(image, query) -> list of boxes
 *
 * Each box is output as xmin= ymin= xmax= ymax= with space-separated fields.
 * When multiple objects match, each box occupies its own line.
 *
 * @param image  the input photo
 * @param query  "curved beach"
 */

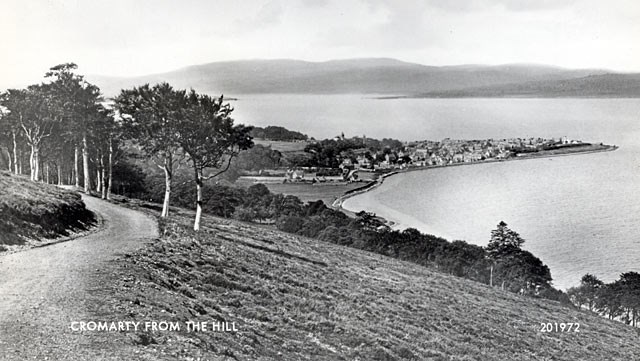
xmin=338 ymin=143 xmax=617 ymax=230
xmin=339 ymin=143 xmax=631 ymax=291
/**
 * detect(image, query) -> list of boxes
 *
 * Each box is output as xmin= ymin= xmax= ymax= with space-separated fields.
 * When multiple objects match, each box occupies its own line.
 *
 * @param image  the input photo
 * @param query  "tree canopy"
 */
xmin=486 ymin=221 xmax=552 ymax=293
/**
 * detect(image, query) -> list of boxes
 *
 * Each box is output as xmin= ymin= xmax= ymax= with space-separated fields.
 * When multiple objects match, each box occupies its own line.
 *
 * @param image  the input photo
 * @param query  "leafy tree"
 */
xmin=486 ymin=221 xmax=525 ymax=258
xmin=486 ymin=221 xmax=552 ymax=292
xmin=616 ymin=272 xmax=640 ymax=326
xmin=355 ymin=210 xmax=388 ymax=231
xmin=231 ymin=144 xmax=282 ymax=172
xmin=0 ymin=100 xmax=23 ymax=174
xmin=276 ymin=215 xmax=305 ymax=233
xmin=91 ymin=108 xmax=121 ymax=199
xmin=114 ymin=83 xmax=185 ymax=217
xmin=45 ymin=63 xmax=103 ymax=192
xmin=1 ymin=86 xmax=57 ymax=181
xmin=110 ymin=161 xmax=147 ymax=198
xmin=597 ymin=281 xmax=624 ymax=320
xmin=491 ymin=249 xmax=552 ymax=293
xmin=250 ymin=126 xmax=307 ymax=141
xmin=177 ymin=91 xmax=253 ymax=230
xmin=268 ymin=194 xmax=303 ymax=217
xmin=567 ymin=273 xmax=604 ymax=311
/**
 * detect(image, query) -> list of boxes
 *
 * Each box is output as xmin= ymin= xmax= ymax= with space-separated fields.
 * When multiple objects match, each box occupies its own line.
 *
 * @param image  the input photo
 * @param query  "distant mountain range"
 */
xmin=85 ymin=58 xmax=640 ymax=98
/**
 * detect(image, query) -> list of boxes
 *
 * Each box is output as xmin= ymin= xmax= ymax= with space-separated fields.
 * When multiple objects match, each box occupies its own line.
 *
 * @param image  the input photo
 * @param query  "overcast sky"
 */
xmin=1 ymin=0 xmax=639 ymax=87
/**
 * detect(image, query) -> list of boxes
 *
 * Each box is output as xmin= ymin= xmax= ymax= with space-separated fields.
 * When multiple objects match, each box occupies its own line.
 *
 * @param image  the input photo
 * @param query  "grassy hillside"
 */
xmin=104 ymin=205 xmax=640 ymax=360
xmin=0 ymin=171 xmax=95 ymax=247
xmin=416 ymin=73 xmax=640 ymax=98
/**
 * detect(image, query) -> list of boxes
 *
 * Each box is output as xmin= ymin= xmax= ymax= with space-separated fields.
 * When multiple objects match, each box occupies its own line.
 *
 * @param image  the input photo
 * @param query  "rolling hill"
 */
xmin=87 ymin=58 xmax=623 ymax=97
xmin=413 ymin=73 xmax=640 ymax=98
xmin=101 ymin=201 xmax=640 ymax=360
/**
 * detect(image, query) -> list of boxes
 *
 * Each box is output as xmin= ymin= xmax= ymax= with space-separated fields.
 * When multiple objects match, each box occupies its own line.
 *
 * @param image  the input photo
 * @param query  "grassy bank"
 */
xmin=104 ymin=206 xmax=640 ymax=360
xmin=0 ymin=171 xmax=95 ymax=248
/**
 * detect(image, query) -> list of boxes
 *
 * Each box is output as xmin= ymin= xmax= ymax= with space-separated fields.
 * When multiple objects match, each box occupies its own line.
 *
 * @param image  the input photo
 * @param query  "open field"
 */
xmin=515 ymin=143 xmax=617 ymax=158
xmin=101 ymin=204 xmax=640 ymax=360
xmin=254 ymin=139 xmax=309 ymax=152
xmin=236 ymin=178 xmax=366 ymax=205
xmin=0 ymin=171 xmax=95 ymax=248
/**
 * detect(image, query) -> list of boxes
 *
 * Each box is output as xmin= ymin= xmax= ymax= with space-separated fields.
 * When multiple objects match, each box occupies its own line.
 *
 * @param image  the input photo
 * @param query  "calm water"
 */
xmin=234 ymin=95 xmax=640 ymax=290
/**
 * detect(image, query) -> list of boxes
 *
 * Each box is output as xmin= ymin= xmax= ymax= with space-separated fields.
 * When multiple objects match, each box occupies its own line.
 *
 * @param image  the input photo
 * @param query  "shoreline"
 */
xmin=333 ymin=143 xmax=618 ymax=229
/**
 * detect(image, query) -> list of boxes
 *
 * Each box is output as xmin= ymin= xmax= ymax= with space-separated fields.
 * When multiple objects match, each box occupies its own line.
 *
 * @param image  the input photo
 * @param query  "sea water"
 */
xmin=233 ymin=95 xmax=640 ymax=290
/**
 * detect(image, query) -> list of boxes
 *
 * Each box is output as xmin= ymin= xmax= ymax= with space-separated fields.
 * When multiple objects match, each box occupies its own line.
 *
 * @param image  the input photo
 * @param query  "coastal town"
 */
xmin=277 ymin=134 xmax=615 ymax=183
xmin=237 ymin=130 xmax=616 ymax=207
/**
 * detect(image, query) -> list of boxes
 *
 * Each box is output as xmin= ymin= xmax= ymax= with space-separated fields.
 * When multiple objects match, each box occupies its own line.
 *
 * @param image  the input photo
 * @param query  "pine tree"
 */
xmin=486 ymin=221 xmax=524 ymax=259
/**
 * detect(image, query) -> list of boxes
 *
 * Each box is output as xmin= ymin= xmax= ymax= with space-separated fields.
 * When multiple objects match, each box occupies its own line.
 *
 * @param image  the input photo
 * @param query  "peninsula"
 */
xmin=332 ymin=137 xmax=616 ymax=211
xmin=237 ymin=133 xmax=616 ymax=218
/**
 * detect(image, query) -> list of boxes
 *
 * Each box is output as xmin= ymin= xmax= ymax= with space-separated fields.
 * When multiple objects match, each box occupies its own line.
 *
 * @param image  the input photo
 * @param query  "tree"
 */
xmin=45 ymin=63 xmax=103 ymax=191
xmin=486 ymin=221 xmax=525 ymax=258
xmin=568 ymin=273 xmax=604 ymax=311
xmin=616 ymin=272 xmax=640 ymax=326
xmin=486 ymin=221 xmax=552 ymax=293
xmin=1 ymin=86 xmax=57 ymax=181
xmin=178 ymin=91 xmax=253 ymax=230
xmin=0 ymin=103 xmax=21 ymax=174
xmin=114 ymin=83 xmax=185 ymax=218
xmin=92 ymin=108 xmax=121 ymax=199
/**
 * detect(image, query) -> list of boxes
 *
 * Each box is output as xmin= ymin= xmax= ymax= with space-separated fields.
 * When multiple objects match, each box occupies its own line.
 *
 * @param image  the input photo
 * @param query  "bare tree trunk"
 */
xmin=74 ymin=145 xmax=80 ymax=187
xmin=82 ymin=134 xmax=90 ymax=193
xmin=5 ymin=148 xmax=11 ymax=171
xmin=29 ymin=144 xmax=40 ymax=181
xmin=100 ymin=153 xmax=107 ymax=199
xmin=107 ymin=138 xmax=113 ymax=200
xmin=96 ymin=168 xmax=102 ymax=194
xmin=489 ymin=265 xmax=493 ymax=287
xmin=29 ymin=145 xmax=35 ymax=181
xmin=18 ymin=149 xmax=23 ymax=175
xmin=193 ymin=163 xmax=203 ymax=231
xmin=95 ymin=148 xmax=102 ymax=193
xmin=57 ymin=158 xmax=63 ymax=185
xmin=12 ymin=131 xmax=18 ymax=175
xmin=45 ymin=162 xmax=50 ymax=184
xmin=161 ymin=154 xmax=173 ymax=218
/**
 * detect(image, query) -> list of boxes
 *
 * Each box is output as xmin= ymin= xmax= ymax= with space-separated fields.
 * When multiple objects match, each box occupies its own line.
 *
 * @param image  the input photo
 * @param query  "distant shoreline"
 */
xmin=376 ymin=95 xmax=640 ymax=100
xmin=334 ymin=143 xmax=618 ymax=228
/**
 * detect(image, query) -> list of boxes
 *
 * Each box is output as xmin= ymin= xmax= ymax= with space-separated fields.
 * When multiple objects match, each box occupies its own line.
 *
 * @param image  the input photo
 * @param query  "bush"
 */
xmin=276 ymin=216 xmax=305 ymax=234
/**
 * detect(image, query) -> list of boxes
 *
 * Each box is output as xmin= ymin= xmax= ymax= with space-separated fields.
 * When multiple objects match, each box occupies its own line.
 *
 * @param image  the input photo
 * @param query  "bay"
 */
xmin=233 ymin=95 xmax=640 ymax=290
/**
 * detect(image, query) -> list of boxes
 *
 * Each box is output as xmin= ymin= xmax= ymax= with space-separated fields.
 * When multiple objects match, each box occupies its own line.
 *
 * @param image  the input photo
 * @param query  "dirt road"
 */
xmin=0 ymin=195 xmax=158 ymax=360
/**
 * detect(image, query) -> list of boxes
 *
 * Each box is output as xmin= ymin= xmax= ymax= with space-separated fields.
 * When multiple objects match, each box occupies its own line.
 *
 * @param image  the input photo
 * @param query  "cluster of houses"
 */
xmin=340 ymin=137 xmax=579 ymax=171
xmin=280 ymin=136 xmax=582 ymax=183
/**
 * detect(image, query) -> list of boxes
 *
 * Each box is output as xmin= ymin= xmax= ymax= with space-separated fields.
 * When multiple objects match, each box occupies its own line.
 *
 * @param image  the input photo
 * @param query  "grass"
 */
xmin=516 ymin=143 xmax=616 ymax=158
xmin=235 ymin=179 xmax=366 ymax=206
xmin=0 ymin=171 xmax=95 ymax=247
xmin=104 ymin=206 xmax=640 ymax=360
xmin=253 ymin=139 xmax=309 ymax=152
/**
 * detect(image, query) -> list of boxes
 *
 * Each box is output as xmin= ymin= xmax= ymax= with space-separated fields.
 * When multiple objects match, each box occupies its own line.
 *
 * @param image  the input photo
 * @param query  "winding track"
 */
xmin=0 ymin=194 xmax=158 ymax=360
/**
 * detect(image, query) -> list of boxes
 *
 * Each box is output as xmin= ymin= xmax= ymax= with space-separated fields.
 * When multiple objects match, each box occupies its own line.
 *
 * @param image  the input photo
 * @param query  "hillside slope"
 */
xmin=0 ymin=171 xmax=95 ymax=247
xmin=415 ymin=73 xmax=640 ymax=98
xmin=87 ymin=58 xmax=611 ymax=97
xmin=105 ymin=205 xmax=640 ymax=360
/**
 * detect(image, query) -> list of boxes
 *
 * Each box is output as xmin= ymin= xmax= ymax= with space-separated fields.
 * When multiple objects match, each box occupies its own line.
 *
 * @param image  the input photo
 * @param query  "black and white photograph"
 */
xmin=1 ymin=0 xmax=640 ymax=359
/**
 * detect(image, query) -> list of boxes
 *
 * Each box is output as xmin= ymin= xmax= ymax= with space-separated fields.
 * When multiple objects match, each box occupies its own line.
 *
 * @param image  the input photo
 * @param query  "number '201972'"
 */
xmin=540 ymin=322 xmax=580 ymax=332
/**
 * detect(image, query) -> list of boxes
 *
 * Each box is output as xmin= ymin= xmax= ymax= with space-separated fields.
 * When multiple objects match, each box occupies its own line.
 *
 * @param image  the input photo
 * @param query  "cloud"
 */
xmin=317 ymin=0 xmax=450 ymax=52
xmin=361 ymin=0 xmax=576 ymax=13
xmin=233 ymin=0 xmax=284 ymax=34
xmin=496 ymin=0 xmax=577 ymax=12
xmin=300 ymin=0 xmax=330 ymax=8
